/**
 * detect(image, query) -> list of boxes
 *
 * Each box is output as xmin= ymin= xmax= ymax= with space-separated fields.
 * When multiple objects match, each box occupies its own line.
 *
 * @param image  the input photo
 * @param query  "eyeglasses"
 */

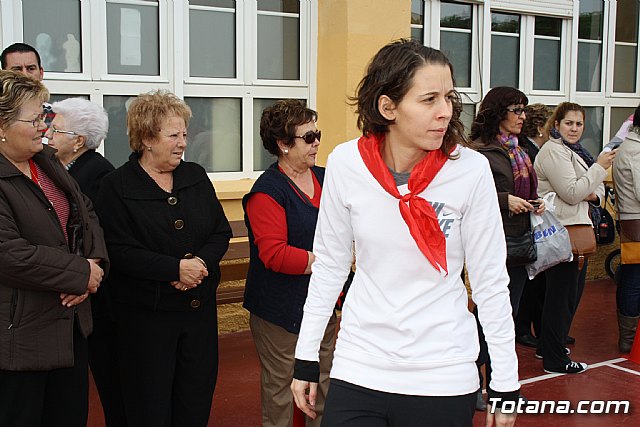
xmin=506 ymin=107 xmax=526 ymax=116
xmin=50 ymin=126 xmax=78 ymax=137
xmin=294 ymin=130 xmax=321 ymax=144
xmin=16 ymin=112 xmax=46 ymax=128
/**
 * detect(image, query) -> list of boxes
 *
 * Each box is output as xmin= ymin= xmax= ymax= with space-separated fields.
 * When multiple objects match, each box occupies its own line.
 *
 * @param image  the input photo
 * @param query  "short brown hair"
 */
xmin=0 ymin=69 xmax=48 ymax=128
xmin=260 ymin=99 xmax=318 ymax=157
xmin=127 ymin=90 xmax=192 ymax=153
xmin=522 ymin=103 xmax=553 ymax=139
xmin=546 ymin=102 xmax=585 ymax=135
xmin=349 ymin=39 xmax=466 ymax=156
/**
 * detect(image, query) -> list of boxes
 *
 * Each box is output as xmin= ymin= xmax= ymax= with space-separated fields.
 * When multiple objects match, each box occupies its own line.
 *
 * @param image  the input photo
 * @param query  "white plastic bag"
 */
xmin=525 ymin=193 xmax=573 ymax=279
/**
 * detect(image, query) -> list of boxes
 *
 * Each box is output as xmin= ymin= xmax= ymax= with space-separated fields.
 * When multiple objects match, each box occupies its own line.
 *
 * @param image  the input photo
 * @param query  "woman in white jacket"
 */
xmin=291 ymin=39 xmax=519 ymax=427
xmin=534 ymin=102 xmax=615 ymax=373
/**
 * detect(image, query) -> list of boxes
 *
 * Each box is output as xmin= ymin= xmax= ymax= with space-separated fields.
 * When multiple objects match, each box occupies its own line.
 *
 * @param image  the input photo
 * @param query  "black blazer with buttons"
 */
xmin=95 ymin=152 xmax=232 ymax=312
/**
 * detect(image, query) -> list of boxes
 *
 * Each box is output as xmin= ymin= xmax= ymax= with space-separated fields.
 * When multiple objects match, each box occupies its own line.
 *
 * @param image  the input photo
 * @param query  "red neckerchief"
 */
xmin=358 ymin=133 xmax=451 ymax=274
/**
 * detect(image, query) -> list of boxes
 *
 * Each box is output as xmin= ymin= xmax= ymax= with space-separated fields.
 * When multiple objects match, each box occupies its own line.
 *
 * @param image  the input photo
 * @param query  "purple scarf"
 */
xmin=498 ymin=133 xmax=538 ymax=200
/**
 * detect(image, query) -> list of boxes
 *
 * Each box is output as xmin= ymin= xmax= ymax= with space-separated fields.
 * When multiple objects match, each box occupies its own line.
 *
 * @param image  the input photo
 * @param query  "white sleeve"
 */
xmin=295 ymin=152 xmax=354 ymax=362
xmin=462 ymin=160 xmax=520 ymax=393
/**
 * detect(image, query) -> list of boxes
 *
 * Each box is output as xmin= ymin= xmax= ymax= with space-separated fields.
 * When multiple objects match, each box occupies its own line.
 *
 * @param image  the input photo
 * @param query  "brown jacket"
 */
xmin=0 ymin=145 xmax=108 ymax=371
xmin=475 ymin=139 xmax=531 ymax=238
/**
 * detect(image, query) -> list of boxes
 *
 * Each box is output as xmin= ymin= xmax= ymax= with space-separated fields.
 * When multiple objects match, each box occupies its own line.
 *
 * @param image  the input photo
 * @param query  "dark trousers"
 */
xmin=567 ymin=258 xmax=589 ymax=334
xmin=475 ymin=265 xmax=527 ymax=387
xmin=321 ymin=379 xmax=476 ymax=427
xmin=88 ymin=316 xmax=128 ymax=427
xmin=515 ymin=271 xmax=546 ymax=338
xmin=617 ymin=264 xmax=640 ymax=316
xmin=539 ymin=260 xmax=580 ymax=370
xmin=0 ymin=324 xmax=88 ymax=427
xmin=115 ymin=304 xmax=219 ymax=427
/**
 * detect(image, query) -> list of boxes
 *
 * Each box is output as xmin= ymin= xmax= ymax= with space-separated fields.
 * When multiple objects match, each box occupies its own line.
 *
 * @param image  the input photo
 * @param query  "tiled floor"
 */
xmin=87 ymin=278 xmax=640 ymax=426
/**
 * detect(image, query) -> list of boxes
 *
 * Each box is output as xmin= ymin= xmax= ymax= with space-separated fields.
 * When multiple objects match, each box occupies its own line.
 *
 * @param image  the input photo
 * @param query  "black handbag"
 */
xmin=506 ymin=231 xmax=537 ymax=267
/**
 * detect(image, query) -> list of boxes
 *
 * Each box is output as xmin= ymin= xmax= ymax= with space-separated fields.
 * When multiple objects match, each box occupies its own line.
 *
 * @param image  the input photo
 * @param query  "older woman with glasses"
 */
xmin=0 ymin=71 xmax=108 ymax=426
xmin=470 ymin=87 xmax=545 ymax=408
xmin=243 ymin=99 xmax=337 ymax=427
xmin=45 ymin=98 xmax=124 ymax=426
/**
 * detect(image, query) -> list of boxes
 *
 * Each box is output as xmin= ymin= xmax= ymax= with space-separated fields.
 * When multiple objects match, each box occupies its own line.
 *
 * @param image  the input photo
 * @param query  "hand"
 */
xmin=584 ymin=192 xmax=599 ymax=202
xmin=508 ymin=195 xmax=534 ymax=215
xmin=170 ymin=280 xmax=193 ymax=292
xmin=304 ymin=252 xmax=316 ymax=275
xmin=86 ymin=259 xmax=104 ymax=294
xmin=179 ymin=258 xmax=208 ymax=287
xmin=596 ymin=149 xmax=616 ymax=169
xmin=486 ymin=405 xmax=517 ymax=427
xmin=291 ymin=379 xmax=318 ymax=420
xmin=529 ymin=199 xmax=546 ymax=215
xmin=59 ymin=291 xmax=89 ymax=308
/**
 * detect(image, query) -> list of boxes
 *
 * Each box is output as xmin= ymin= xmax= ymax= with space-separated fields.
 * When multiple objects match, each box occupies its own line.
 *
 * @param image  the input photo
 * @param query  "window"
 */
xmin=184 ymin=97 xmax=242 ymax=173
xmin=106 ymin=0 xmax=160 ymax=76
xmin=22 ymin=0 xmax=82 ymax=73
xmin=411 ymin=0 xmax=425 ymax=43
xmin=533 ymin=17 xmax=562 ymax=91
xmin=490 ymin=13 xmax=520 ymax=88
xmin=613 ymin=0 xmax=639 ymax=93
xmin=582 ymin=106 xmax=604 ymax=156
xmin=256 ymin=0 xmax=300 ymax=80
xmin=188 ymin=1 xmax=236 ymax=79
xmin=440 ymin=1 xmax=473 ymax=88
xmin=577 ymin=0 xmax=604 ymax=92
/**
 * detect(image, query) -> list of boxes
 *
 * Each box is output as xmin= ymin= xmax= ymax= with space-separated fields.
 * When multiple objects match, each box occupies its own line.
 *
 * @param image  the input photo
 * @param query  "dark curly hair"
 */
xmin=522 ymin=103 xmax=552 ymax=139
xmin=348 ymin=39 xmax=467 ymax=157
xmin=470 ymin=86 xmax=528 ymax=146
xmin=260 ymin=99 xmax=318 ymax=157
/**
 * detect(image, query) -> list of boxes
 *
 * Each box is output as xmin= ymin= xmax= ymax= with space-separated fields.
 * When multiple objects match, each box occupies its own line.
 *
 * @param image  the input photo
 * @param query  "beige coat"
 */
xmin=613 ymin=130 xmax=640 ymax=220
xmin=534 ymin=137 xmax=606 ymax=226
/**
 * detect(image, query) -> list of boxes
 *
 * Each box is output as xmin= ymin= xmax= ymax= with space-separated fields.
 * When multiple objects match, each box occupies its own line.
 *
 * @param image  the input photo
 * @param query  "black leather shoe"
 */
xmin=565 ymin=335 xmax=576 ymax=345
xmin=516 ymin=333 xmax=538 ymax=348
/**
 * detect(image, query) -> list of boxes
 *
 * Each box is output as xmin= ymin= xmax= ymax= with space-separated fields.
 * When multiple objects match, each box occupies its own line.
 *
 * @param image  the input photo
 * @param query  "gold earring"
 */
xmin=284 ymin=149 xmax=289 ymax=154
xmin=538 ymin=132 xmax=543 ymax=137
xmin=147 ymin=146 xmax=152 ymax=152
xmin=73 ymin=148 xmax=78 ymax=153
xmin=0 ymin=137 xmax=5 ymax=142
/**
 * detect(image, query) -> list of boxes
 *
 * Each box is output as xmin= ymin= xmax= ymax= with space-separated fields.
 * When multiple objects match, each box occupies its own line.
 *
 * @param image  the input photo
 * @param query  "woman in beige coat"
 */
xmin=534 ymin=102 xmax=615 ymax=374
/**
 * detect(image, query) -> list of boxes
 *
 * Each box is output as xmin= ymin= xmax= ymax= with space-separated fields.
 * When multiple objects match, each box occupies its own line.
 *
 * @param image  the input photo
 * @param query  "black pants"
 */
xmin=0 ymin=324 xmax=88 ymax=427
xmin=88 ymin=316 xmax=128 ymax=427
xmin=115 ymin=304 xmax=219 ymax=427
xmin=539 ymin=260 xmax=580 ymax=370
xmin=515 ymin=271 xmax=546 ymax=338
xmin=321 ymin=379 xmax=476 ymax=427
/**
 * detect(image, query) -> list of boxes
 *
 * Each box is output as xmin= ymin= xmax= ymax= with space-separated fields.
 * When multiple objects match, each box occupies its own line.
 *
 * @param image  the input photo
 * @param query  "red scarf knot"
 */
xmin=357 ymin=134 xmax=452 ymax=274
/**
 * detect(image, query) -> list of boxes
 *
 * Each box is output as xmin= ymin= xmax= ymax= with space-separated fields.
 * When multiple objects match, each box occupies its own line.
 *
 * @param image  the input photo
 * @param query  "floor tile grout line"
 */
xmin=519 ymin=357 xmax=630 ymax=385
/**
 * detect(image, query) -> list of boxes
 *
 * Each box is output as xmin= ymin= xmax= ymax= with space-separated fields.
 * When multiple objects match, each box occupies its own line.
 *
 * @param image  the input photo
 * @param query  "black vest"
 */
xmin=242 ymin=163 xmax=325 ymax=333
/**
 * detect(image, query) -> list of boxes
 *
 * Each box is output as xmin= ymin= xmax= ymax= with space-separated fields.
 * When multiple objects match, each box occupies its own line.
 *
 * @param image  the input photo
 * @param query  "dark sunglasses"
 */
xmin=295 ymin=130 xmax=321 ymax=144
xmin=506 ymin=107 xmax=526 ymax=116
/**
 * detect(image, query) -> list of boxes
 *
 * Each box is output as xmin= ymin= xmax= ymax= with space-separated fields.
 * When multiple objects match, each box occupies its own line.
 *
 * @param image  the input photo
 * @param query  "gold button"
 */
xmin=184 ymin=253 xmax=193 ymax=259
xmin=167 ymin=196 xmax=178 ymax=205
xmin=190 ymin=299 xmax=201 ymax=309
xmin=174 ymin=219 xmax=184 ymax=230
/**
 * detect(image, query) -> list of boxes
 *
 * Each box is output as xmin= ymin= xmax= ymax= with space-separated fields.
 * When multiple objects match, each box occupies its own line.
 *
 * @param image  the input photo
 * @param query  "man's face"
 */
xmin=4 ymin=52 xmax=43 ymax=80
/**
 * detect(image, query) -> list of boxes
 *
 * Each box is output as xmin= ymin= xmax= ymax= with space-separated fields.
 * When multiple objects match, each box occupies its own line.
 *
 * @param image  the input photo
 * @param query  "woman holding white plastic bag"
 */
xmin=534 ymin=102 xmax=615 ymax=373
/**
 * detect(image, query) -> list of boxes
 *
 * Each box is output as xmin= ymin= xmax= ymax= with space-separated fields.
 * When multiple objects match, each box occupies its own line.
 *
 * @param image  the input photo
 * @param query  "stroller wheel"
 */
xmin=605 ymin=249 xmax=621 ymax=280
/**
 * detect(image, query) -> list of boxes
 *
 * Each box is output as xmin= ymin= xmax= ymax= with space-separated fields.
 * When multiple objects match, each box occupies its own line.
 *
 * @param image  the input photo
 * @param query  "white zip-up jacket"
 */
xmin=295 ymin=140 xmax=520 ymax=396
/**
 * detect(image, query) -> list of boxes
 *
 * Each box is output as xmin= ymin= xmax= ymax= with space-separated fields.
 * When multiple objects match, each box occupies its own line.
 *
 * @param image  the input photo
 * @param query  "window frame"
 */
xmin=605 ymin=0 xmax=640 ymax=97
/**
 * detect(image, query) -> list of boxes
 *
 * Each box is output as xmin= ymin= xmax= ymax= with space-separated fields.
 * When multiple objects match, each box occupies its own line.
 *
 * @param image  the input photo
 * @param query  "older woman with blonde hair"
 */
xmin=0 ymin=70 xmax=107 ymax=426
xmin=95 ymin=90 xmax=232 ymax=427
